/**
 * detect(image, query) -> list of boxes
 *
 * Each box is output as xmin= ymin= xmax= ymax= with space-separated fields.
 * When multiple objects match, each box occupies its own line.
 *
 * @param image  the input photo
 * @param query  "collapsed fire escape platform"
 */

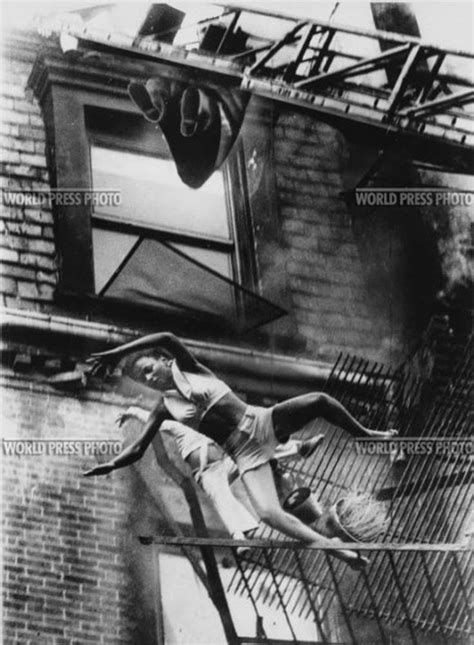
xmin=41 ymin=2 xmax=474 ymax=174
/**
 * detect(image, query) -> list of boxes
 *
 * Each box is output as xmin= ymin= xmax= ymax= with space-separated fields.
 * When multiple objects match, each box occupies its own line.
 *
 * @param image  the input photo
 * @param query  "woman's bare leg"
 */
xmin=241 ymin=463 xmax=366 ymax=569
xmin=272 ymin=392 xmax=396 ymax=442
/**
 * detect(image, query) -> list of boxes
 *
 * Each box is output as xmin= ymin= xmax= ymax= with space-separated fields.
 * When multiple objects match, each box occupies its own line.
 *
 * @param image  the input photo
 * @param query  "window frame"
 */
xmin=28 ymin=48 xmax=259 ymax=325
xmin=87 ymin=125 xmax=238 ymax=288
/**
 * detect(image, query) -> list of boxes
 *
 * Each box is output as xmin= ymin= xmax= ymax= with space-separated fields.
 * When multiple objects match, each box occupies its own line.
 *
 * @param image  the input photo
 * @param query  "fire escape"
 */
xmin=140 ymin=329 xmax=472 ymax=645
xmin=40 ymin=5 xmax=473 ymax=643
xmin=41 ymin=2 xmax=474 ymax=174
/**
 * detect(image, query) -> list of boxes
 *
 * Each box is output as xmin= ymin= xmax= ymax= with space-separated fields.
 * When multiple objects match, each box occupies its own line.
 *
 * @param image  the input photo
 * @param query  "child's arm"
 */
xmin=116 ymin=405 xmax=151 ymax=426
xmin=83 ymin=403 xmax=167 ymax=476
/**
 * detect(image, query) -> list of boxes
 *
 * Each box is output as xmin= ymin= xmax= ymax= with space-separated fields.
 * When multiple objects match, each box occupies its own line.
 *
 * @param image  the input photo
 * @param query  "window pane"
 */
xmin=170 ymin=243 xmax=233 ymax=279
xmin=91 ymin=228 xmax=284 ymax=329
xmin=92 ymin=228 xmax=139 ymax=294
xmin=92 ymin=228 xmax=233 ymax=297
xmin=99 ymin=235 xmax=236 ymax=320
xmin=90 ymin=145 xmax=231 ymax=240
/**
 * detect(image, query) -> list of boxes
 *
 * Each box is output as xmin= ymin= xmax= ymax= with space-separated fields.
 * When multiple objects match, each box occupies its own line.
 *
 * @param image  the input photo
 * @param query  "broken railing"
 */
xmin=140 ymin=536 xmax=472 ymax=645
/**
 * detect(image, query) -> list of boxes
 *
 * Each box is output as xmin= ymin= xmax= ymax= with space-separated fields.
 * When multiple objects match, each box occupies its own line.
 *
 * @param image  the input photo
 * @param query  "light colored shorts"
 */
xmin=223 ymin=405 xmax=278 ymax=475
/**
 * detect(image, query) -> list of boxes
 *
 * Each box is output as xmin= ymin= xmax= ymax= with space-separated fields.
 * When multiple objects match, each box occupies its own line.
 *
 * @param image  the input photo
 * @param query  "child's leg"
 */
xmin=198 ymin=461 xmax=259 ymax=537
xmin=273 ymin=436 xmax=325 ymax=461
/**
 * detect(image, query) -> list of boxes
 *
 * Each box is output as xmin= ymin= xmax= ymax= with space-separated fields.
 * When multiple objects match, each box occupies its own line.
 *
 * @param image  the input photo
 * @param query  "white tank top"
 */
xmin=163 ymin=361 xmax=231 ymax=429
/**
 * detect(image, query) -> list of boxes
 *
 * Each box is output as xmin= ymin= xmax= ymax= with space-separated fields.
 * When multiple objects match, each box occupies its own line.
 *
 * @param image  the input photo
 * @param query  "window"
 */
xmin=86 ymin=105 xmax=244 ymax=320
xmin=29 ymin=47 xmax=285 ymax=331
xmin=90 ymin=146 xmax=233 ymax=282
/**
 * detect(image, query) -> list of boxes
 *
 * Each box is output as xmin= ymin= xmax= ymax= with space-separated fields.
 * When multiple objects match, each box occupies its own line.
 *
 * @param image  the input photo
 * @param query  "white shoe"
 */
xmin=299 ymin=434 xmax=325 ymax=459
xmin=232 ymin=531 xmax=252 ymax=557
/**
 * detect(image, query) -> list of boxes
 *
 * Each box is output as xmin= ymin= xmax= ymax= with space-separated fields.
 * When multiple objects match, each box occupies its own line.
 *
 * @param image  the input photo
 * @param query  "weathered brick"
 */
xmin=0 ymin=122 xmax=20 ymax=137
xmin=5 ymin=221 xmax=42 ymax=237
xmin=0 ymin=264 xmax=35 ymax=281
xmin=0 ymin=275 xmax=18 ymax=295
xmin=18 ymin=125 xmax=45 ymax=142
xmin=3 ymin=234 xmax=29 ymax=251
xmin=2 ymin=149 xmax=21 ymax=164
xmin=1 ymin=207 xmax=25 ymax=222
xmin=34 ymin=141 xmax=46 ymax=155
xmin=23 ymin=238 xmax=55 ymax=255
xmin=36 ymin=270 xmax=57 ymax=285
xmin=18 ymin=253 xmax=56 ymax=271
xmin=3 ymin=163 xmax=43 ymax=179
xmin=0 ymin=96 xmax=15 ymax=111
xmin=24 ymin=208 xmax=53 ymax=224
xmin=28 ymin=113 xmax=45 ymax=128
xmin=37 ymin=283 xmax=54 ymax=300
xmin=13 ymin=97 xmax=41 ymax=115
xmin=1 ymin=109 xmax=29 ymax=125
xmin=0 ymin=134 xmax=35 ymax=153
xmin=19 ymin=152 xmax=46 ymax=168
xmin=0 ymin=83 xmax=26 ymax=99
xmin=0 ymin=247 xmax=19 ymax=262
xmin=42 ymin=225 xmax=54 ymax=239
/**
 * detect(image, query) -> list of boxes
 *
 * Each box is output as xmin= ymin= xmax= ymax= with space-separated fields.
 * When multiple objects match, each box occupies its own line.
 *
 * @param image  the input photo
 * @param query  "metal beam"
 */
xmin=218 ymin=4 xmax=474 ymax=58
xmin=416 ymin=53 xmax=445 ymax=103
xmin=149 ymin=437 xmax=239 ymax=645
xmin=295 ymin=43 xmax=412 ymax=89
xmin=215 ymin=10 xmax=241 ymax=54
xmin=283 ymin=24 xmax=316 ymax=82
xmin=139 ymin=536 xmax=470 ymax=552
xmin=387 ymin=44 xmax=424 ymax=116
xmin=401 ymin=88 xmax=474 ymax=117
xmin=248 ymin=21 xmax=307 ymax=74
xmin=309 ymin=28 xmax=335 ymax=77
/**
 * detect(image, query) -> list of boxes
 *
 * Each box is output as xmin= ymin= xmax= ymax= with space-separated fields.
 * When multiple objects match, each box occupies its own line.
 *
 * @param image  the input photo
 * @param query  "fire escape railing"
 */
xmin=140 ymin=537 xmax=471 ymax=645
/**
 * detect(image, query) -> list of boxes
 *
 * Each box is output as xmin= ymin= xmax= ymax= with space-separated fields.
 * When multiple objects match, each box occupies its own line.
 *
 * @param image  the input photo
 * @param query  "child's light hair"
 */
xmin=334 ymin=491 xmax=389 ymax=543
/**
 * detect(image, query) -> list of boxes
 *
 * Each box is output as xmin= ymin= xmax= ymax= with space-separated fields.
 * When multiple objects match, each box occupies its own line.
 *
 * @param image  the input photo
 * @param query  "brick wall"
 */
xmin=2 ymin=377 xmax=127 ymax=644
xmin=1 ymin=372 xmax=196 ymax=644
xmin=272 ymin=110 xmax=441 ymax=364
xmin=1 ymin=364 xmax=239 ymax=643
xmin=0 ymin=34 xmax=57 ymax=312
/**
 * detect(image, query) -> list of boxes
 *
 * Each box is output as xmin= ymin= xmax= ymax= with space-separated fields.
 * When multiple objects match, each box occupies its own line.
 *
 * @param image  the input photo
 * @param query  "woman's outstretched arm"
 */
xmin=83 ymin=401 xmax=168 ymax=477
xmin=88 ymin=332 xmax=205 ymax=373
